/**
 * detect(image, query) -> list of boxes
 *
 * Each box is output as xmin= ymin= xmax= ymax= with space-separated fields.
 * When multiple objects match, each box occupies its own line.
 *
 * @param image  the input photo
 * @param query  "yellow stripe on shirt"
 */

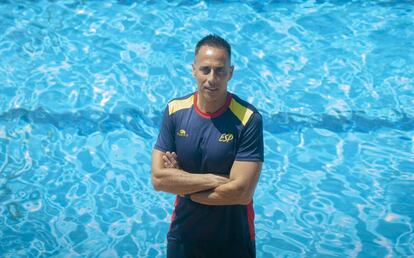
xmin=168 ymin=95 xmax=194 ymax=115
xmin=229 ymin=98 xmax=253 ymax=126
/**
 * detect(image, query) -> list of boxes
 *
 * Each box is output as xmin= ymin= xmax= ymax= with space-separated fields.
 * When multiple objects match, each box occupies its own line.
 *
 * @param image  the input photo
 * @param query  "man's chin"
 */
xmin=202 ymin=91 xmax=221 ymax=102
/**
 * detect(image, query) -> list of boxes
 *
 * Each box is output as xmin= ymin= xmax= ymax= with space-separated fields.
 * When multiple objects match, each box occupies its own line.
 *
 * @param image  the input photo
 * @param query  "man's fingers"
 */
xmin=163 ymin=154 xmax=173 ymax=163
xmin=162 ymin=152 xmax=179 ymax=169
xmin=170 ymin=155 xmax=178 ymax=168
xmin=168 ymin=152 xmax=178 ymax=163
xmin=162 ymin=155 xmax=173 ymax=168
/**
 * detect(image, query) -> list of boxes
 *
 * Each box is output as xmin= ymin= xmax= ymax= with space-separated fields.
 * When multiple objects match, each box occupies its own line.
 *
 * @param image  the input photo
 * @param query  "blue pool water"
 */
xmin=1 ymin=0 xmax=413 ymax=257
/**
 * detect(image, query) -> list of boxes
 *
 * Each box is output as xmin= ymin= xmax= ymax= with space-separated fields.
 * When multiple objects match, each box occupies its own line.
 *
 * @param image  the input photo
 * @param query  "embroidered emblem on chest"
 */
xmin=177 ymin=129 xmax=188 ymax=137
xmin=218 ymin=133 xmax=234 ymax=143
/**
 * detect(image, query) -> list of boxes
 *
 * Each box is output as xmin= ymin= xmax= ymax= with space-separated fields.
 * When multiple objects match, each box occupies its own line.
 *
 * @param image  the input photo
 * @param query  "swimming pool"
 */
xmin=0 ymin=0 xmax=413 ymax=257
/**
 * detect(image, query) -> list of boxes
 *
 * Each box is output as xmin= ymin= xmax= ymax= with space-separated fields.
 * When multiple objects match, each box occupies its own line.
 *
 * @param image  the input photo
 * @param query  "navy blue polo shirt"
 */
xmin=154 ymin=91 xmax=264 ymax=249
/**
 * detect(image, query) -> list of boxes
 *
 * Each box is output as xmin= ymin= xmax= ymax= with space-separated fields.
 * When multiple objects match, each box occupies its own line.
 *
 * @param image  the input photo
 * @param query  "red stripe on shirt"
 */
xmin=247 ymin=200 xmax=255 ymax=241
xmin=194 ymin=92 xmax=232 ymax=119
xmin=170 ymin=195 xmax=180 ymax=230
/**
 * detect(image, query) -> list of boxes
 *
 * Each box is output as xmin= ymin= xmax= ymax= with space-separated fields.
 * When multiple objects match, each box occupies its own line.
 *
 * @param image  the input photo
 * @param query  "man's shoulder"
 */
xmin=167 ymin=93 xmax=195 ymax=116
xmin=230 ymin=94 xmax=260 ymax=114
xmin=169 ymin=92 xmax=195 ymax=103
xmin=229 ymin=93 xmax=262 ymax=126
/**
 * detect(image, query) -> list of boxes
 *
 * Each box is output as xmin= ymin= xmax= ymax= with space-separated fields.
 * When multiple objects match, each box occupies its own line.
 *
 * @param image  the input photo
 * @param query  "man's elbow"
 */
xmin=239 ymin=195 xmax=252 ymax=205
xmin=239 ymin=197 xmax=252 ymax=205
xmin=231 ymin=184 xmax=253 ymax=205
xmin=151 ymin=171 xmax=163 ymax=191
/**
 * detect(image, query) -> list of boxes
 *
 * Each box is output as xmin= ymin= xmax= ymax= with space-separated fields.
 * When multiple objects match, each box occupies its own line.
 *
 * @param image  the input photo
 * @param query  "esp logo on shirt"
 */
xmin=219 ymin=133 xmax=234 ymax=143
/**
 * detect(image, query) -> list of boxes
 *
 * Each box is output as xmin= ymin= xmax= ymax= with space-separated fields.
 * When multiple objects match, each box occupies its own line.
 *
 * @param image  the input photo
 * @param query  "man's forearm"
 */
xmin=152 ymin=168 xmax=228 ymax=195
xmin=190 ymin=180 xmax=252 ymax=205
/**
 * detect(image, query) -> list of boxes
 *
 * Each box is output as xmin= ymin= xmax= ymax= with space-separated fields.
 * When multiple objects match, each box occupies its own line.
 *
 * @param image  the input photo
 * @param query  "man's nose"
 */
xmin=207 ymin=69 xmax=218 ymax=82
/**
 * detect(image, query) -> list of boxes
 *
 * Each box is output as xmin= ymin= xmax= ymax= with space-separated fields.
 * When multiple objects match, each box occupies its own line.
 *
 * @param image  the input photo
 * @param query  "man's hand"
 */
xmin=162 ymin=151 xmax=179 ymax=169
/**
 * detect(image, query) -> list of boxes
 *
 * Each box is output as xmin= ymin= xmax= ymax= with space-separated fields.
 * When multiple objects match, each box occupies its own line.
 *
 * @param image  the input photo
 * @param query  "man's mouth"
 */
xmin=204 ymin=86 xmax=218 ymax=92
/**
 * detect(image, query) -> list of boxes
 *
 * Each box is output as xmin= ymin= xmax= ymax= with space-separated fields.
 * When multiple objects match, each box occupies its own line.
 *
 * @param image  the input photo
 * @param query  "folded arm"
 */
xmin=190 ymin=160 xmax=262 ymax=205
xmin=151 ymin=149 xmax=229 ymax=195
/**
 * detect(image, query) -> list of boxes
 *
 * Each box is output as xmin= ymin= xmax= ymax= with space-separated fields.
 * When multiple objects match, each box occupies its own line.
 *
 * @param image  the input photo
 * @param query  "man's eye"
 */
xmin=215 ymin=68 xmax=224 ymax=74
xmin=200 ymin=68 xmax=210 ymax=74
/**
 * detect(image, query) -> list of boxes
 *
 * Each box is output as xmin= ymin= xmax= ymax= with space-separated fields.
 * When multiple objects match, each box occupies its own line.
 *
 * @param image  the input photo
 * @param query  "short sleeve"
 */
xmin=235 ymin=112 xmax=264 ymax=162
xmin=154 ymin=105 xmax=176 ymax=152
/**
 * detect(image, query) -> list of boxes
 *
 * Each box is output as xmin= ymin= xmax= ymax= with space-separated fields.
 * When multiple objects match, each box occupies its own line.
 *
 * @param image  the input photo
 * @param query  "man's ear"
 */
xmin=192 ymin=63 xmax=196 ymax=77
xmin=228 ymin=65 xmax=234 ymax=80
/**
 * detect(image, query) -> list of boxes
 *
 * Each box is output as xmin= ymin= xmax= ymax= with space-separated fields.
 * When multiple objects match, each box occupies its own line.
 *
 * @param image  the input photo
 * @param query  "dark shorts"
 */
xmin=167 ymin=241 xmax=256 ymax=258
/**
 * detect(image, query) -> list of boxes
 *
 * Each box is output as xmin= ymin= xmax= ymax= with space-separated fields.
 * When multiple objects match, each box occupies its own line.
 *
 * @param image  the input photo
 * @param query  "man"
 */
xmin=151 ymin=35 xmax=264 ymax=258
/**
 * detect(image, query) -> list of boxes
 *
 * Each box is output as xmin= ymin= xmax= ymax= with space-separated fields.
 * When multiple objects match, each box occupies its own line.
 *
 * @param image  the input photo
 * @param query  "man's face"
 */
xmin=192 ymin=45 xmax=234 ymax=102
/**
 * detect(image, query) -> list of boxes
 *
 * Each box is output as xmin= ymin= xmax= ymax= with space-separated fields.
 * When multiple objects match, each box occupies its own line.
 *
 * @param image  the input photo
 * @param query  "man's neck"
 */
xmin=196 ymin=92 xmax=228 ymax=114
